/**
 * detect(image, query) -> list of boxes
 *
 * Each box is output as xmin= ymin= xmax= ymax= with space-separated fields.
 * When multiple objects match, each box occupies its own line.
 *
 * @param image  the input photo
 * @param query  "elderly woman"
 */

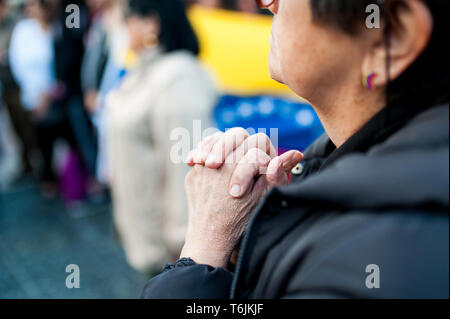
xmin=143 ymin=0 xmax=448 ymax=298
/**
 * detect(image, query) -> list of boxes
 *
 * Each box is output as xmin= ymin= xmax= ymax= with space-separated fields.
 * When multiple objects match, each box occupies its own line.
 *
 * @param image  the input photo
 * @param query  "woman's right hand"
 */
xmin=186 ymin=128 xmax=303 ymax=198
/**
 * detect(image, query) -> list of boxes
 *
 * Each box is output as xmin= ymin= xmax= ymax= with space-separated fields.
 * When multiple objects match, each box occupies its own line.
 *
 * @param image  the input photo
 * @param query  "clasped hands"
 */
xmin=181 ymin=128 xmax=303 ymax=268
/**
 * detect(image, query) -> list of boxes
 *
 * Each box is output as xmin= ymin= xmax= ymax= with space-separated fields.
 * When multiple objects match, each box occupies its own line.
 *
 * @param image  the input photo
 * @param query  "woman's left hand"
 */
xmin=181 ymin=130 xmax=303 ymax=268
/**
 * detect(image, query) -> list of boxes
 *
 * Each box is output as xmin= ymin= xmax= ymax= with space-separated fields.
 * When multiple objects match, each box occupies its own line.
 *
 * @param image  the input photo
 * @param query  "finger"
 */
xmin=229 ymin=148 xmax=271 ymax=198
xmin=193 ymin=131 xmax=223 ymax=164
xmin=266 ymin=150 xmax=303 ymax=186
xmin=224 ymin=132 xmax=278 ymax=166
xmin=205 ymin=127 xmax=250 ymax=169
xmin=186 ymin=132 xmax=223 ymax=166
xmin=186 ymin=149 xmax=196 ymax=166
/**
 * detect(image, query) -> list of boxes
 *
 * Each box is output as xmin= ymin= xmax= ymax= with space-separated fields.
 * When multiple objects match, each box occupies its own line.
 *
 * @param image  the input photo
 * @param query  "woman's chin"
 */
xmin=269 ymin=64 xmax=284 ymax=84
xmin=268 ymin=51 xmax=284 ymax=84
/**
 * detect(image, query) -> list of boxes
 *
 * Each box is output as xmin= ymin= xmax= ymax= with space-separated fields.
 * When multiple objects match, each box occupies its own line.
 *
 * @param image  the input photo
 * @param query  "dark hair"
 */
xmin=36 ymin=0 xmax=58 ymax=23
xmin=310 ymin=0 xmax=449 ymax=108
xmin=127 ymin=0 xmax=199 ymax=56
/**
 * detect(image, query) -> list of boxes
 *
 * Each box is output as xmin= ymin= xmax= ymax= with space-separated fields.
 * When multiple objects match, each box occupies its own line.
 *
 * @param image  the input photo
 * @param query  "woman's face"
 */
xmin=0 ymin=1 xmax=8 ymax=22
xmin=87 ymin=0 xmax=116 ymax=11
xmin=268 ymin=0 xmax=366 ymax=105
xmin=25 ymin=0 xmax=45 ymax=21
xmin=195 ymin=0 xmax=222 ymax=8
xmin=26 ymin=0 xmax=58 ymax=24
xmin=127 ymin=15 xmax=160 ymax=52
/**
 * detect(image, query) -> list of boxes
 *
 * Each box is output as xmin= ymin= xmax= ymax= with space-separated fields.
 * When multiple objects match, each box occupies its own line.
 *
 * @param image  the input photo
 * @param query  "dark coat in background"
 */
xmin=142 ymin=103 xmax=449 ymax=299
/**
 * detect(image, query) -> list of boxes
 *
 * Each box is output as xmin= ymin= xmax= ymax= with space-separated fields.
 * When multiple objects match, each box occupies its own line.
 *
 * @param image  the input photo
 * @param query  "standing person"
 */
xmin=143 ymin=0 xmax=448 ymax=298
xmin=0 ymin=0 xmax=37 ymax=178
xmin=82 ymin=0 xmax=128 ymax=184
xmin=53 ymin=0 xmax=98 ymax=184
xmin=50 ymin=0 xmax=103 ymax=202
xmin=8 ymin=0 xmax=76 ymax=197
xmin=81 ymin=0 xmax=110 ymax=116
xmin=82 ymin=0 xmax=127 ymax=118
xmin=107 ymin=0 xmax=217 ymax=274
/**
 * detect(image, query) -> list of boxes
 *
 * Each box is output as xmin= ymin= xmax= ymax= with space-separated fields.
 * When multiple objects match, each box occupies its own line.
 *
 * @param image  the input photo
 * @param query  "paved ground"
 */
xmin=0 ymin=178 xmax=147 ymax=299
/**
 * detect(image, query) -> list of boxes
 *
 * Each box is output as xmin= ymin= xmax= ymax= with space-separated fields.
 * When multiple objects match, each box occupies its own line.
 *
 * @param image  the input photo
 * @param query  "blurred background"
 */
xmin=0 ymin=0 xmax=323 ymax=298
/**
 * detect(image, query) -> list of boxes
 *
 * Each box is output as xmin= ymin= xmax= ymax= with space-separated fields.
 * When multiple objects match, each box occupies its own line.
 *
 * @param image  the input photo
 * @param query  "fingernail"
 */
xmin=230 ymin=184 xmax=242 ymax=197
xmin=206 ymin=154 xmax=217 ymax=166
xmin=291 ymin=152 xmax=302 ymax=164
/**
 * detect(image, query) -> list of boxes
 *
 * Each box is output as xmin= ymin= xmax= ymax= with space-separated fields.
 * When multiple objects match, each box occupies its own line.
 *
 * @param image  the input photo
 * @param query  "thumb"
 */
xmin=265 ymin=150 xmax=303 ymax=186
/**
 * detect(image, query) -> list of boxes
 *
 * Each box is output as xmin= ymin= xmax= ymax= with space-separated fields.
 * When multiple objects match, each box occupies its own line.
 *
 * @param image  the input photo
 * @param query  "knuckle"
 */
xmin=202 ymin=135 xmax=214 ymax=145
xmin=213 ymin=131 xmax=224 ymax=141
xmin=254 ymin=132 xmax=270 ymax=141
xmin=246 ymin=147 xmax=260 ymax=157
xmin=249 ymin=133 xmax=269 ymax=148
xmin=246 ymin=148 xmax=270 ymax=165
xmin=199 ymin=131 xmax=222 ymax=148
xmin=234 ymin=127 xmax=249 ymax=138
xmin=209 ymin=131 xmax=223 ymax=141
xmin=226 ymin=127 xmax=248 ymax=144
xmin=227 ymin=128 xmax=249 ymax=153
xmin=212 ymin=138 xmax=225 ymax=154
xmin=256 ymin=133 xmax=273 ymax=153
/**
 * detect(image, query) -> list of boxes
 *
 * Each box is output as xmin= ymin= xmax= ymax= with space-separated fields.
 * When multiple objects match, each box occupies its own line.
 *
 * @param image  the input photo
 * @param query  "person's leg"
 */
xmin=35 ymin=124 xmax=56 ymax=183
xmin=64 ymin=95 xmax=108 ymax=201
xmin=64 ymin=94 xmax=98 ymax=176
xmin=35 ymin=122 xmax=59 ymax=198
xmin=1 ymin=69 xmax=37 ymax=173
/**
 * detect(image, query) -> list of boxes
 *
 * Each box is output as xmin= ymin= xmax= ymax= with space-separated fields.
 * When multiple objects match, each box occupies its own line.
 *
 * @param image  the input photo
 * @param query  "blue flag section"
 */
xmin=214 ymin=95 xmax=324 ymax=152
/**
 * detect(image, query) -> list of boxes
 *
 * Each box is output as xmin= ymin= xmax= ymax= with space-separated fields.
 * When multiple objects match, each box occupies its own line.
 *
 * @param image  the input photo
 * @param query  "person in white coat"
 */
xmin=106 ymin=0 xmax=218 ymax=274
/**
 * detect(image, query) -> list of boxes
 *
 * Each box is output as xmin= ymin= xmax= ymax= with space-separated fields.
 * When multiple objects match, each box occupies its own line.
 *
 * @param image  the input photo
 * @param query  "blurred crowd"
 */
xmin=0 ymin=0 xmax=269 ymax=275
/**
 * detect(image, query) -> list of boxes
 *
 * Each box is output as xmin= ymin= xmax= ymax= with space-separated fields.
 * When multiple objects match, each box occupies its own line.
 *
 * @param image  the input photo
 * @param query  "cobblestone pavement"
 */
xmin=0 ymin=178 xmax=147 ymax=298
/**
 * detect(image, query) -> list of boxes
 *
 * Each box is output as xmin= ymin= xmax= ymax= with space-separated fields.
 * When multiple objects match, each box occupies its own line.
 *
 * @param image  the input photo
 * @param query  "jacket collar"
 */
xmin=283 ymin=104 xmax=449 ymax=211
xmin=320 ymin=99 xmax=440 ymax=170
